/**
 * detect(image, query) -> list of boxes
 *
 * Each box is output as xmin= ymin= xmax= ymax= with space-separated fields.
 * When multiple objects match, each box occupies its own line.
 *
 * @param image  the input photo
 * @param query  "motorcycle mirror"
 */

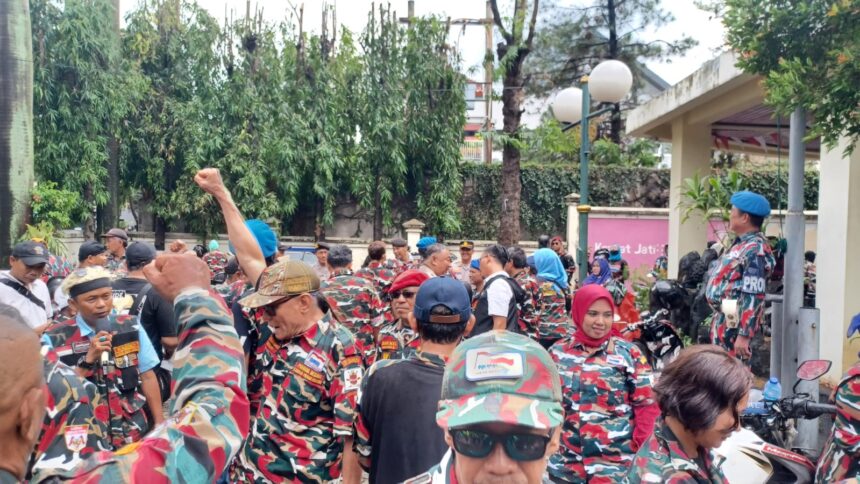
xmin=796 ymin=360 xmax=832 ymax=381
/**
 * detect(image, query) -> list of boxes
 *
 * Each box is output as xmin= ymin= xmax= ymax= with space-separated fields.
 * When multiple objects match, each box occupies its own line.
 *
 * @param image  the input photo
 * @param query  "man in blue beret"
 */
xmin=704 ymin=190 xmax=776 ymax=363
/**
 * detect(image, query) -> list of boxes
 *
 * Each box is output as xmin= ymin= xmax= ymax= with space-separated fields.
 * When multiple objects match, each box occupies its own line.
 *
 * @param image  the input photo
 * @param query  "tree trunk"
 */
xmin=498 ymin=66 xmax=525 ymax=245
xmin=373 ymin=177 xmax=383 ymax=240
xmin=154 ymin=215 xmax=167 ymax=250
xmin=0 ymin=0 xmax=34 ymax=263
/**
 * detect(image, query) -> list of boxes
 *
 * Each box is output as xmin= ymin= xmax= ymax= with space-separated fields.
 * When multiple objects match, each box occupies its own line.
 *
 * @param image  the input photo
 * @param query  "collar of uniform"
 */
xmin=569 ymin=333 xmax=613 ymax=353
xmin=488 ymin=270 xmax=508 ymax=280
xmin=330 ymin=268 xmax=353 ymax=277
xmin=367 ymin=260 xmax=382 ymax=269
xmin=655 ymin=418 xmax=717 ymax=477
xmin=0 ymin=469 xmax=20 ymax=484
xmin=75 ymin=314 xmax=96 ymax=338
xmin=413 ymin=349 xmax=447 ymax=368
xmin=297 ymin=312 xmax=336 ymax=347
xmin=734 ymin=231 xmax=761 ymax=245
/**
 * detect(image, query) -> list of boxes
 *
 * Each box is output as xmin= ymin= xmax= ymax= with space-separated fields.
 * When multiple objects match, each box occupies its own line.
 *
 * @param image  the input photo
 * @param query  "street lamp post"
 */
xmin=552 ymin=60 xmax=632 ymax=283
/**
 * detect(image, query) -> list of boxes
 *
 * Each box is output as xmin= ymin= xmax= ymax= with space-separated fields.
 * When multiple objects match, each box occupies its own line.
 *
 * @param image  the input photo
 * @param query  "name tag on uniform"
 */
xmin=114 ymin=341 xmax=140 ymax=358
xmin=379 ymin=337 xmax=398 ymax=351
xmin=606 ymin=355 xmax=627 ymax=367
xmin=72 ymin=341 xmax=90 ymax=354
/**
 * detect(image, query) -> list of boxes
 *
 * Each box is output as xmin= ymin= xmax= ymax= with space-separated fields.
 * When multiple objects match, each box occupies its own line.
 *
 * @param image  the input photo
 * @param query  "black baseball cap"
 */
xmin=78 ymin=240 xmax=108 ymax=262
xmin=11 ymin=241 xmax=50 ymax=266
xmin=126 ymin=242 xmax=157 ymax=268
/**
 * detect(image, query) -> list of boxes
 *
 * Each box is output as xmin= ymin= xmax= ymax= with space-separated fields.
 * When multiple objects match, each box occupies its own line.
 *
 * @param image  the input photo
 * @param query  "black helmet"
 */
xmin=650 ymin=279 xmax=687 ymax=311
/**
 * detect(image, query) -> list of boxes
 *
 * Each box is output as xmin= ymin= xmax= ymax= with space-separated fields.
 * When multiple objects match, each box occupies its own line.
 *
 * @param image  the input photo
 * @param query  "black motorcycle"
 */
xmin=621 ymin=308 xmax=684 ymax=375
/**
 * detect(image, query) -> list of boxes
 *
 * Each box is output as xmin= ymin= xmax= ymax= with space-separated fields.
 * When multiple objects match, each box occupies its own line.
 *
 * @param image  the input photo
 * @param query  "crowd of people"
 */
xmin=0 ymin=168 xmax=857 ymax=484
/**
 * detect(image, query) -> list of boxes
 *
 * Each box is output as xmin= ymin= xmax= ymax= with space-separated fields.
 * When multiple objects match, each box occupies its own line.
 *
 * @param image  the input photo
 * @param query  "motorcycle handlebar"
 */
xmin=799 ymin=401 xmax=838 ymax=418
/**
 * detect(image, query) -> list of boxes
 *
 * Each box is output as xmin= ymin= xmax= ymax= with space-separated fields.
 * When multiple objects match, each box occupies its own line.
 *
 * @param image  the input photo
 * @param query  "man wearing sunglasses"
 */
xmin=374 ymin=270 xmax=430 ymax=362
xmin=405 ymin=331 xmax=564 ymax=484
xmin=355 ymin=277 xmax=475 ymax=484
xmin=229 ymin=259 xmax=364 ymax=483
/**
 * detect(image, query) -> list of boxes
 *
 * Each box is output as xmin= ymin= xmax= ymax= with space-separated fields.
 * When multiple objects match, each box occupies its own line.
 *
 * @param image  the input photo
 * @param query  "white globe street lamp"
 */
xmin=551 ymin=59 xmax=633 ymax=282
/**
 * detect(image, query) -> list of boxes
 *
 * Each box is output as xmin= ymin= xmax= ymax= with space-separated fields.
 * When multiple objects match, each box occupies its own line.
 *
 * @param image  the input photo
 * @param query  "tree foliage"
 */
xmin=30 ymin=0 xmax=468 ymax=241
xmin=724 ymin=0 xmax=860 ymax=151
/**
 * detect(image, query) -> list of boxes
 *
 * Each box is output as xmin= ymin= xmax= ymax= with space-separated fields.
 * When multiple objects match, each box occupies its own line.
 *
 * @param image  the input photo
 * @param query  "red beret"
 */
xmin=388 ymin=269 xmax=430 ymax=294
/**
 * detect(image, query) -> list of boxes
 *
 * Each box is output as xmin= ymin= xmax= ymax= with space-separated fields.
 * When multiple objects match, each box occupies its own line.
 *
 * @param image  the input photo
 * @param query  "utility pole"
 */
xmin=400 ymin=2 xmax=494 ymax=164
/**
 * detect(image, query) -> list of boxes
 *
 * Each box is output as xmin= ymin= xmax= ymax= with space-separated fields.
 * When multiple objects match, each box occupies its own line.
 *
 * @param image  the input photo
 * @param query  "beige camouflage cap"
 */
xmin=239 ymin=260 xmax=320 ymax=308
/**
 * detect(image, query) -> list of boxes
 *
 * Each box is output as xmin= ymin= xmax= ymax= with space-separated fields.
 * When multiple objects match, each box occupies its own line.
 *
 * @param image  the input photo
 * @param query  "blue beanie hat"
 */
xmin=230 ymin=219 xmax=277 ymax=258
xmin=417 ymin=236 xmax=437 ymax=250
xmin=730 ymin=191 xmax=771 ymax=218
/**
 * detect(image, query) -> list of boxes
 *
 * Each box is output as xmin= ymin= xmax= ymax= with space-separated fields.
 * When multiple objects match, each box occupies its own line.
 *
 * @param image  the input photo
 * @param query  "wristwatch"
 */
xmin=77 ymin=355 xmax=95 ymax=371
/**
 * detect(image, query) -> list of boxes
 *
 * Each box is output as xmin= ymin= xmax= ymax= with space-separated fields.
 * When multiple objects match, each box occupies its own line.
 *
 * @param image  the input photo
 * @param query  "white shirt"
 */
xmin=0 ymin=271 xmax=53 ymax=328
xmin=485 ymin=270 xmax=514 ymax=317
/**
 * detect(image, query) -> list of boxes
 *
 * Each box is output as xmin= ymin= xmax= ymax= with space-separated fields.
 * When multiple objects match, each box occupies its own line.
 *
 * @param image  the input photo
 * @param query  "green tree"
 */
xmin=490 ymin=0 xmax=541 ymax=245
xmin=0 ymin=0 xmax=34 ymax=262
xmin=527 ymin=0 xmax=696 ymax=142
xmin=31 ymin=0 xmax=141 ymax=238
xmin=403 ymin=18 xmax=467 ymax=237
xmin=724 ymin=0 xmax=860 ymax=151
xmin=353 ymin=4 xmax=408 ymax=240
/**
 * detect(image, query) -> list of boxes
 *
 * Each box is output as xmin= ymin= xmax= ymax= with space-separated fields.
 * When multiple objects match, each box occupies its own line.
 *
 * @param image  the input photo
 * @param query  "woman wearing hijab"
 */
xmin=583 ymin=258 xmax=612 ymax=286
xmin=548 ymin=285 xmax=660 ymax=483
xmin=533 ymin=248 xmax=572 ymax=349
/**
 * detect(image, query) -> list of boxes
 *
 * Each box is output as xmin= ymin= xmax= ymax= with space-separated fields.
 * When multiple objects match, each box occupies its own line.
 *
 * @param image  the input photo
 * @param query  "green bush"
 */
xmin=454 ymin=163 xmax=818 ymax=240
xmin=30 ymin=181 xmax=87 ymax=229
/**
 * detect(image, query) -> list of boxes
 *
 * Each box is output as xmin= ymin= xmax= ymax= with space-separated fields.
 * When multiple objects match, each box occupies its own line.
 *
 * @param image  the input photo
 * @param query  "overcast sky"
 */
xmin=121 ymin=0 xmax=726 ymax=86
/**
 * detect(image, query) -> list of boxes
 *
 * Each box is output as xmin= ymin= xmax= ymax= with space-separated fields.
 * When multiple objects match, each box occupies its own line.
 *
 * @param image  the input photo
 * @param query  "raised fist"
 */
xmin=194 ymin=168 xmax=228 ymax=199
xmin=143 ymin=253 xmax=211 ymax=303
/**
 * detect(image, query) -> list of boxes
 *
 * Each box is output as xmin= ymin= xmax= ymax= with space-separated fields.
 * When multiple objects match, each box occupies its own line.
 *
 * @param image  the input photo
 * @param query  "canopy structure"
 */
xmin=627 ymin=51 xmax=860 ymax=379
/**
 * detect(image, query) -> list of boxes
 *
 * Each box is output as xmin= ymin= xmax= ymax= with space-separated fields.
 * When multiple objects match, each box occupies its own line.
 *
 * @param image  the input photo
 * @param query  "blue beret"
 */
xmin=849 ymin=312 xmax=860 ymax=339
xmin=416 ymin=236 xmax=437 ymax=249
xmin=230 ymin=219 xmax=277 ymax=258
xmin=470 ymin=259 xmax=480 ymax=270
xmin=730 ymin=191 xmax=771 ymax=218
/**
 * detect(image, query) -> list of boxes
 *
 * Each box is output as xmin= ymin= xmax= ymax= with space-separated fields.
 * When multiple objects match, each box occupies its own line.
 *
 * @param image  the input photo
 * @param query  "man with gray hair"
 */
xmin=419 ymin=243 xmax=452 ymax=279
xmin=320 ymin=244 xmax=385 ymax=365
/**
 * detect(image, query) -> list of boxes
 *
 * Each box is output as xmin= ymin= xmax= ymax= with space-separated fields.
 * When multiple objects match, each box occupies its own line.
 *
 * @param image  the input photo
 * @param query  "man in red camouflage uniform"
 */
xmin=321 ymin=244 xmax=385 ymax=366
xmin=230 ymin=260 xmax=364 ymax=483
xmin=705 ymin=191 xmax=775 ymax=362
xmin=505 ymin=246 xmax=541 ymax=339
xmin=355 ymin=240 xmax=401 ymax=298
xmin=26 ymin=253 xmax=251 ymax=483
xmin=816 ymin=314 xmax=860 ymax=482
xmin=375 ymin=270 xmax=429 ymax=361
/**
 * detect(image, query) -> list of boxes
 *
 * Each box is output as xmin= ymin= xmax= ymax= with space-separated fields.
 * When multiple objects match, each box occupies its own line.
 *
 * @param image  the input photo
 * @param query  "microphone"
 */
xmin=95 ymin=318 xmax=111 ymax=365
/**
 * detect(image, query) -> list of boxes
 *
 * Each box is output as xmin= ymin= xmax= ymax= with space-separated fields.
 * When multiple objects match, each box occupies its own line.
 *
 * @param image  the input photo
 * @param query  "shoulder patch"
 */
xmin=342 ymin=355 xmax=362 ymax=368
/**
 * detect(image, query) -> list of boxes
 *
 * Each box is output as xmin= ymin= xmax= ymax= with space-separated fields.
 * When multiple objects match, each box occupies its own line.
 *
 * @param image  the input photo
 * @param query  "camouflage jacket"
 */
xmin=548 ymin=336 xmax=656 ymax=482
xmin=42 ymin=254 xmax=75 ymax=283
xmin=42 ymin=314 xmax=153 ymax=449
xmin=535 ymin=279 xmax=571 ymax=342
xmin=512 ymin=270 xmax=541 ymax=338
xmin=355 ymin=260 xmax=401 ymax=297
xmin=28 ymin=348 xmax=109 ymax=478
xmin=106 ymin=254 xmax=127 ymax=278
xmin=214 ymin=279 xmax=251 ymax=310
xmin=354 ymin=350 xmax=448 ymax=472
xmin=705 ymin=232 xmax=774 ymax=340
xmin=320 ymin=268 xmax=385 ymax=364
xmin=231 ymin=312 xmax=363 ymax=483
xmin=816 ymin=361 xmax=860 ymax=482
xmin=31 ymin=290 xmax=250 ymax=483
xmin=376 ymin=318 xmax=420 ymax=361
xmin=403 ymin=449 xmax=456 ymax=484
xmin=626 ymin=418 xmax=727 ymax=483
xmin=202 ymin=250 xmax=229 ymax=281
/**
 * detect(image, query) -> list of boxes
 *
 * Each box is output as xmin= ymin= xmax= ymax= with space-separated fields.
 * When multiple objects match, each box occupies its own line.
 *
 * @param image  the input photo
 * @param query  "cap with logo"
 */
xmin=459 ymin=240 xmax=475 ymax=250
xmin=100 ymin=228 xmax=128 ymax=241
xmin=413 ymin=277 xmax=471 ymax=324
xmin=78 ymin=240 xmax=107 ymax=262
xmin=436 ymin=330 xmax=564 ymax=430
xmin=314 ymin=241 xmax=331 ymax=253
xmin=126 ymin=242 xmax=157 ymax=268
xmin=239 ymin=260 xmax=320 ymax=308
xmin=12 ymin=241 xmax=50 ymax=266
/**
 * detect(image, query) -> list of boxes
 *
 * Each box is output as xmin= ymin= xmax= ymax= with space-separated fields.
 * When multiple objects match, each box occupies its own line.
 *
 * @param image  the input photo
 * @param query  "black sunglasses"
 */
xmin=390 ymin=290 xmax=417 ymax=300
xmin=262 ymin=294 xmax=302 ymax=316
xmin=450 ymin=428 xmax=551 ymax=461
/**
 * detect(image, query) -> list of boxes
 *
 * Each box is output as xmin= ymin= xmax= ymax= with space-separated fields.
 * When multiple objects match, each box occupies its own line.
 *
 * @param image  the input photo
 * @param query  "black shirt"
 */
xmin=359 ymin=352 xmax=449 ymax=484
xmin=111 ymin=277 xmax=176 ymax=360
xmin=472 ymin=274 xmax=522 ymax=337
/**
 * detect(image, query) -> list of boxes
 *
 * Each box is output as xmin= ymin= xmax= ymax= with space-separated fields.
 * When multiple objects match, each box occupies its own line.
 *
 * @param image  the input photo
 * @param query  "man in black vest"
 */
xmin=472 ymin=244 xmax=522 ymax=336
